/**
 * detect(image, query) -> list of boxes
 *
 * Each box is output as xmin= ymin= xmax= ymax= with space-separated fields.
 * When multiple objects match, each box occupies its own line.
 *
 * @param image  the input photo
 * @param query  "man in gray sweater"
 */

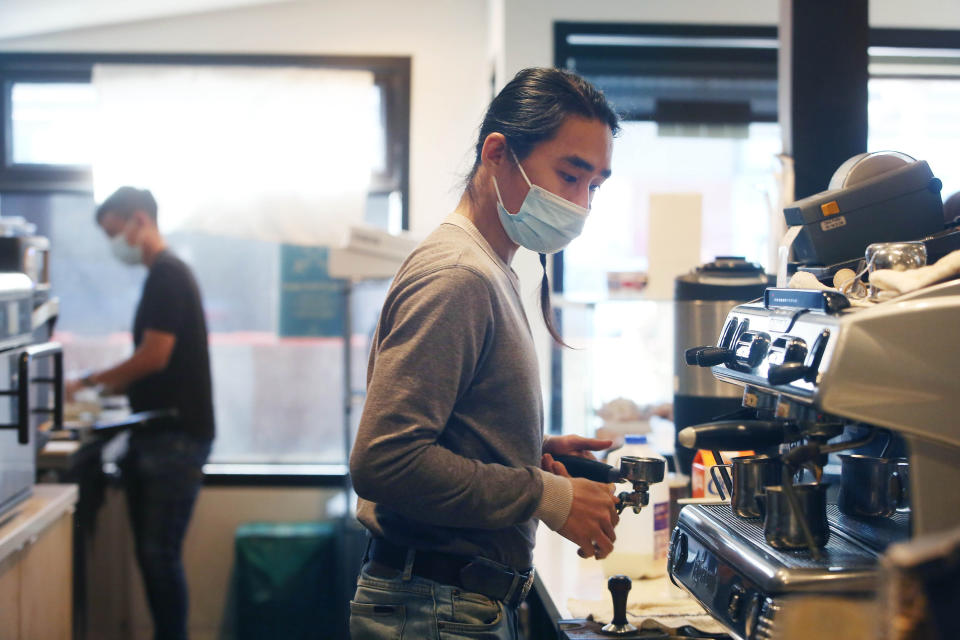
xmin=350 ymin=68 xmax=621 ymax=640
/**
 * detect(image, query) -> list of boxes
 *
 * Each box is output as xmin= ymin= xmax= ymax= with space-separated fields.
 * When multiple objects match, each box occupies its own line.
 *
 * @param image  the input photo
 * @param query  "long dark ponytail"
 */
xmin=466 ymin=67 xmax=619 ymax=346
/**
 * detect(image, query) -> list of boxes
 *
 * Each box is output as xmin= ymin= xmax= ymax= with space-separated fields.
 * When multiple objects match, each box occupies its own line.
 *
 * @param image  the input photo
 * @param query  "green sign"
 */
xmin=279 ymin=245 xmax=346 ymax=337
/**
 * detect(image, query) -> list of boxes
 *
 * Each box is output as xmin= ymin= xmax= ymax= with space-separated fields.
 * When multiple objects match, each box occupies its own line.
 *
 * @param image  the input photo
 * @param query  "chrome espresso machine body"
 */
xmin=668 ymin=280 xmax=960 ymax=640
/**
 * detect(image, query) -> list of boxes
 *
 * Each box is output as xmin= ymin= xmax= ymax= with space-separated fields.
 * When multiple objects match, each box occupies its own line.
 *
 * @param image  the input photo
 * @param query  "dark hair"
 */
xmin=95 ymin=186 xmax=158 ymax=225
xmin=467 ymin=67 xmax=619 ymax=346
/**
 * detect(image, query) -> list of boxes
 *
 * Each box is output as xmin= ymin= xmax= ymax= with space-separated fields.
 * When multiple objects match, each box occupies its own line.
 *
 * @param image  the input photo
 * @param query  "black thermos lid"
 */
xmin=674 ymin=256 xmax=768 ymax=302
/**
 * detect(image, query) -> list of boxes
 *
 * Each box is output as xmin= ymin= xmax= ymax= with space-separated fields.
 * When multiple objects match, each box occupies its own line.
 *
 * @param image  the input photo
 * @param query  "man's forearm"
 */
xmin=86 ymin=350 xmax=162 ymax=393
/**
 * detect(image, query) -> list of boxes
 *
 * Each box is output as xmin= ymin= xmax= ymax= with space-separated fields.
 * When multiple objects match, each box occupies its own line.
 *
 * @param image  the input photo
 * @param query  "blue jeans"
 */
xmin=120 ymin=430 xmax=211 ymax=640
xmin=350 ymin=551 xmax=520 ymax=640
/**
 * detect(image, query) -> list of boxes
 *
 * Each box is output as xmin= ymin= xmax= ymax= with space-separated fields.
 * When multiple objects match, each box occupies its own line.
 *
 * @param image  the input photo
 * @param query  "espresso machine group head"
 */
xmin=553 ymin=454 xmax=665 ymax=514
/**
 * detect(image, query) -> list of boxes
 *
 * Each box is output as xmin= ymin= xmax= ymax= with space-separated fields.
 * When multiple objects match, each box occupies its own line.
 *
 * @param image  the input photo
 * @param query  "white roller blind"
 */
xmin=91 ymin=64 xmax=377 ymax=246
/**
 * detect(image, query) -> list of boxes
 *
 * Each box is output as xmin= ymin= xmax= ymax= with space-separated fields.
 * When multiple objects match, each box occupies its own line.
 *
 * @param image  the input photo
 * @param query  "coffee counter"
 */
xmin=0 ymin=484 xmax=77 ymax=640
xmin=531 ymin=525 xmax=729 ymax=639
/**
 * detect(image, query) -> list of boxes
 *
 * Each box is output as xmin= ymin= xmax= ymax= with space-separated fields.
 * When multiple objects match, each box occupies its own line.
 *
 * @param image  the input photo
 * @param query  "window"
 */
xmin=552 ymin=24 xmax=780 ymax=433
xmin=868 ymin=30 xmax=960 ymax=198
xmin=0 ymin=53 xmax=410 ymax=468
xmin=550 ymin=23 xmax=960 ymax=436
xmin=11 ymin=82 xmax=97 ymax=166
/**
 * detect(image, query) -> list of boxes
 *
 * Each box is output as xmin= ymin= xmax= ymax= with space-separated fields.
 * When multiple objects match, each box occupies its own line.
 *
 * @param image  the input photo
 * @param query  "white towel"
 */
xmin=566 ymin=575 xmax=729 ymax=634
xmin=869 ymin=249 xmax=960 ymax=295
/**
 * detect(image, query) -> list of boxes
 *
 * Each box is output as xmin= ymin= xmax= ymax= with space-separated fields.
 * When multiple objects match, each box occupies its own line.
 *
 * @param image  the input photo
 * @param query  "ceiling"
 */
xmin=0 ymin=0 xmax=290 ymax=42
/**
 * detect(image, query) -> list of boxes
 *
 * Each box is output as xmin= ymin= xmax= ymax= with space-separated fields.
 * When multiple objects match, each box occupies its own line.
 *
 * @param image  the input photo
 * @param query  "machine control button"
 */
xmin=745 ymin=594 xmax=763 ymax=638
xmin=719 ymin=318 xmax=739 ymax=349
xmin=728 ymin=584 xmax=745 ymax=621
xmin=735 ymin=332 xmax=770 ymax=368
xmin=671 ymin=532 xmax=689 ymax=572
xmin=768 ymin=361 xmax=808 ymax=385
xmin=804 ymin=330 xmax=831 ymax=382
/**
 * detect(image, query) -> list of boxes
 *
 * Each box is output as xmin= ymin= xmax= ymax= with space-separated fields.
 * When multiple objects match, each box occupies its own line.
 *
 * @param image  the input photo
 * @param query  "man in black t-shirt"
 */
xmin=70 ymin=186 xmax=214 ymax=640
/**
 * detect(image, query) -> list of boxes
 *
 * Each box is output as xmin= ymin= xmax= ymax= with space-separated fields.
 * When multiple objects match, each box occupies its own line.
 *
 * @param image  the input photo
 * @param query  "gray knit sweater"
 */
xmin=350 ymin=213 xmax=572 ymax=570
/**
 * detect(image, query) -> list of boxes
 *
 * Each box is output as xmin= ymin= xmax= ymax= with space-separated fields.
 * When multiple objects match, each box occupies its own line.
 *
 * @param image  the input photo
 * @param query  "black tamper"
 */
xmin=600 ymin=574 xmax=637 ymax=635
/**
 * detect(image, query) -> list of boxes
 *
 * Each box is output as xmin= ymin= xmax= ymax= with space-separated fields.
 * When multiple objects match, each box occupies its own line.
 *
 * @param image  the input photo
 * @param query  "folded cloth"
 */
xmin=567 ymin=575 xmax=729 ymax=635
xmin=869 ymin=249 xmax=960 ymax=295
xmin=787 ymin=271 xmax=874 ymax=307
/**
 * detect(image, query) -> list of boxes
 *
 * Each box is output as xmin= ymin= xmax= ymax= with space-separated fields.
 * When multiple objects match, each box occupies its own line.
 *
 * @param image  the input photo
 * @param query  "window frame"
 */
xmin=0 ymin=52 xmax=411 ymax=229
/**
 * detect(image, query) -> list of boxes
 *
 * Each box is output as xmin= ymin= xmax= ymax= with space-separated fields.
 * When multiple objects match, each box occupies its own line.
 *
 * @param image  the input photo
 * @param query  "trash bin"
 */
xmin=235 ymin=521 xmax=338 ymax=640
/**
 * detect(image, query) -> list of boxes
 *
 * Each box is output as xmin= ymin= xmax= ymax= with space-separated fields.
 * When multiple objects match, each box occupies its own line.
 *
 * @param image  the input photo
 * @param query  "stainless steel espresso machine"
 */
xmin=0 ymin=217 xmax=62 ymax=518
xmin=666 ymin=153 xmax=960 ymax=640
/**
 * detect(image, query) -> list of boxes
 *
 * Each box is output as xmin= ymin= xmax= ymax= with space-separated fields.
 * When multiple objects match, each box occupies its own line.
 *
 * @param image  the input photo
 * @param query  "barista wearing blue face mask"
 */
xmin=349 ymin=68 xmax=618 ymax=640
xmin=67 ymin=186 xmax=213 ymax=640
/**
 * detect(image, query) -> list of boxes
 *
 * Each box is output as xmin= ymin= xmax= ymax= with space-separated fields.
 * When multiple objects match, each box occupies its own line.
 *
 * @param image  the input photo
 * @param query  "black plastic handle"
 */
xmin=608 ymin=575 xmax=631 ymax=626
xmin=768 ymin=361 xmax=809 ymax=386
xmin=0 ymin=342 xmax=64 ymax=444
xmin=553 ymin=455 xmax=621 ymax=483
xmin=20 ymin=342 xmax=64 ymax=443
xmin=685 ymin=346 xmax=734 ymax=367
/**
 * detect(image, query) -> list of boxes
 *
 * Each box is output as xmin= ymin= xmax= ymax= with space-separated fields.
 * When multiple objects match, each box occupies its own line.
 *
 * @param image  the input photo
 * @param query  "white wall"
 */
xmin=86 ymin=484 xmax=343 ymax=640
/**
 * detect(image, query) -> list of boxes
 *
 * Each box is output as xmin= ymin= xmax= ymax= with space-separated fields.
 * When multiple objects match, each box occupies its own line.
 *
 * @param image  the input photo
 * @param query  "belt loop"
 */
xmin=401 ymin=547 xmax=416 ymax=581
xmin=361 ymin=535 xmax=373 ymax=565
xmin=502 ymin=570 xmax=522 ymax=607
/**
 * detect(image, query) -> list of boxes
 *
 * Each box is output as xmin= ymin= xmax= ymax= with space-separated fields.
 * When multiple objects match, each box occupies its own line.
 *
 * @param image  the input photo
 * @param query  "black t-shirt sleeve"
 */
xmin=139 ymin=262 xmax=187 ymax=335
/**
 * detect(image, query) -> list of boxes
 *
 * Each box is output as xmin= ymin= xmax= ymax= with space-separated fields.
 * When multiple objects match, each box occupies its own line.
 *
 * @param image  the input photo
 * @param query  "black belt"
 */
xmin=367 ymin=537 xmax=535 ymax=608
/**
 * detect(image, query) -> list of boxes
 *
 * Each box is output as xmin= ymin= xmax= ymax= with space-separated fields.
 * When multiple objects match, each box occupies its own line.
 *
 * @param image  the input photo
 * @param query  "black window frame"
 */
xmin=0 ymin=52 xmax=411 ymax=229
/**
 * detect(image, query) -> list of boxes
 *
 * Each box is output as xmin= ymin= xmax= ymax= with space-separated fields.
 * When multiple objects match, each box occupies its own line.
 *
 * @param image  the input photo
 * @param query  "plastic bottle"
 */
xmin=601 ymin=435 xmax=670 ymax=579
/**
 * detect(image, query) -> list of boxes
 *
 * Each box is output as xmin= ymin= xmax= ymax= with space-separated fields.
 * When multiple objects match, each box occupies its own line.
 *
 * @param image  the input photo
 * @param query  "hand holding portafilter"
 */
xmin=553 ymin=454 xmax=665 ymax=515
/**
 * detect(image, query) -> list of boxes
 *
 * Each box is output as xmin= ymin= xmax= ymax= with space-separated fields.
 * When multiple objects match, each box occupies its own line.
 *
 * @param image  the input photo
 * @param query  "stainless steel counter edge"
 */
xmin=0 ymin=484 xmax=78 ymax=563
xmin=681 ymin=505 xmax=879 ymax=593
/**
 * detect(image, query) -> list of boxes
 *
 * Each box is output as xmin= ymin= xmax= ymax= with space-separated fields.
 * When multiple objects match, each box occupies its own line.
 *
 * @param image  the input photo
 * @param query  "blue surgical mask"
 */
xmin=111 ymin=232 xmax=143 ymax=266
xmin=493 ymin=150 xmax=589 ymax=254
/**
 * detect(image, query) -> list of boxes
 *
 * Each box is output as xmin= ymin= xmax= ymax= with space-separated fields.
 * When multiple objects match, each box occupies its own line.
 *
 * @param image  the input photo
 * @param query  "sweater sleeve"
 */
xmin=350 ymin=265 xmax=550 ymax=530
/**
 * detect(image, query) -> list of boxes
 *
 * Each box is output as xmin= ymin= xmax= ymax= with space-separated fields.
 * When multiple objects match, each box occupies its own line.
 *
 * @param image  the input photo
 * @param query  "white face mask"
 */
xmin=111 ymin=230 xmax=143 ymax=266
xmin=492 ymin=150 xmax=589 ymax=254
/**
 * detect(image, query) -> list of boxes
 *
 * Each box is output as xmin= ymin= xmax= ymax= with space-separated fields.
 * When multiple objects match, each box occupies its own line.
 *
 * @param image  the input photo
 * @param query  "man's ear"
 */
xmin=479 ymin=132 xmax=509 ymax=170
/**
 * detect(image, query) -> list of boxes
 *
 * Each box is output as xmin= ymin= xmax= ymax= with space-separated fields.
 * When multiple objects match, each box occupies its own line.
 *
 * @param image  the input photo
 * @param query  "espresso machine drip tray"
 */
xmin=825 ymin=505 xmax=910 ymax=552
xmin=669 ymin=504 xmax=889 ymax=640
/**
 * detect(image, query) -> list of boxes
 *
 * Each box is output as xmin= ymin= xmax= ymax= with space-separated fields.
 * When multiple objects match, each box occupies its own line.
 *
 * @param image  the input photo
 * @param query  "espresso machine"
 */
xmin=666 ymin=153 xmax=960 ymax=640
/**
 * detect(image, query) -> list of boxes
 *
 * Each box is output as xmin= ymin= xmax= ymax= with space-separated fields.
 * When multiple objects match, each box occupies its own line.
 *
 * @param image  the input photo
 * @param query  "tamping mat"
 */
xmin=558 ymin=618 xmax=731 ymax=639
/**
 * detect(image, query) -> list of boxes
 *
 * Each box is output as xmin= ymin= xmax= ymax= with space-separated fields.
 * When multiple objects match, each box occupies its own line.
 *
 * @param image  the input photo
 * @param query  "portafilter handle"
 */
xmin=601 ymin=575 xmax=637 ymax=635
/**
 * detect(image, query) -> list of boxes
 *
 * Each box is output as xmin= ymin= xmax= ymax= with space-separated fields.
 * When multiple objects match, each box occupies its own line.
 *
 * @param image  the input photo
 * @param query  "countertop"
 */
xmin=533 ymin=526 xmax=728 ymax=636
xmin=0 ymin=484 xmax=78 ymax=563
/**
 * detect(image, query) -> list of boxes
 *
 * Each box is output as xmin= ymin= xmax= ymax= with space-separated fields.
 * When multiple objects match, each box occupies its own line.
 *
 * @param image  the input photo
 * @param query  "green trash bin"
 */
xmin=235 ymin=521 xmax=339 ymax=640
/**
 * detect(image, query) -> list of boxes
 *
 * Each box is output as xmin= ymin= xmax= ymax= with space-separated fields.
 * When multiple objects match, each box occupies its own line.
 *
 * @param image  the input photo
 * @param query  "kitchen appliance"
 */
xmin=669 ymin=277 xmax=960 ymax=640
xmin=673 ymin=257 xmax=768 ymax=473
xmin=784 ymin=152 xmax=943 ymax=268
xmin=0 ymin=272 xmax=63 ymax=517
xmin=0 ymin=235 xmax=51 ymax=300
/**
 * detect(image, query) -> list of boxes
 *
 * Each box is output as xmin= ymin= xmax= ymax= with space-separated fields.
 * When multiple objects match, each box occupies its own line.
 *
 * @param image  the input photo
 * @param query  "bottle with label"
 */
xmin=601 ymin=435 xmax=671 ymax=579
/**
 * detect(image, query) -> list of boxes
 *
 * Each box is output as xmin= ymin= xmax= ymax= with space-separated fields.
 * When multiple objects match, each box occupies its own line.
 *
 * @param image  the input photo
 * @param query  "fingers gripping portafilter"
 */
xmin=553 ymin=455 xmax=666 ymax=514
